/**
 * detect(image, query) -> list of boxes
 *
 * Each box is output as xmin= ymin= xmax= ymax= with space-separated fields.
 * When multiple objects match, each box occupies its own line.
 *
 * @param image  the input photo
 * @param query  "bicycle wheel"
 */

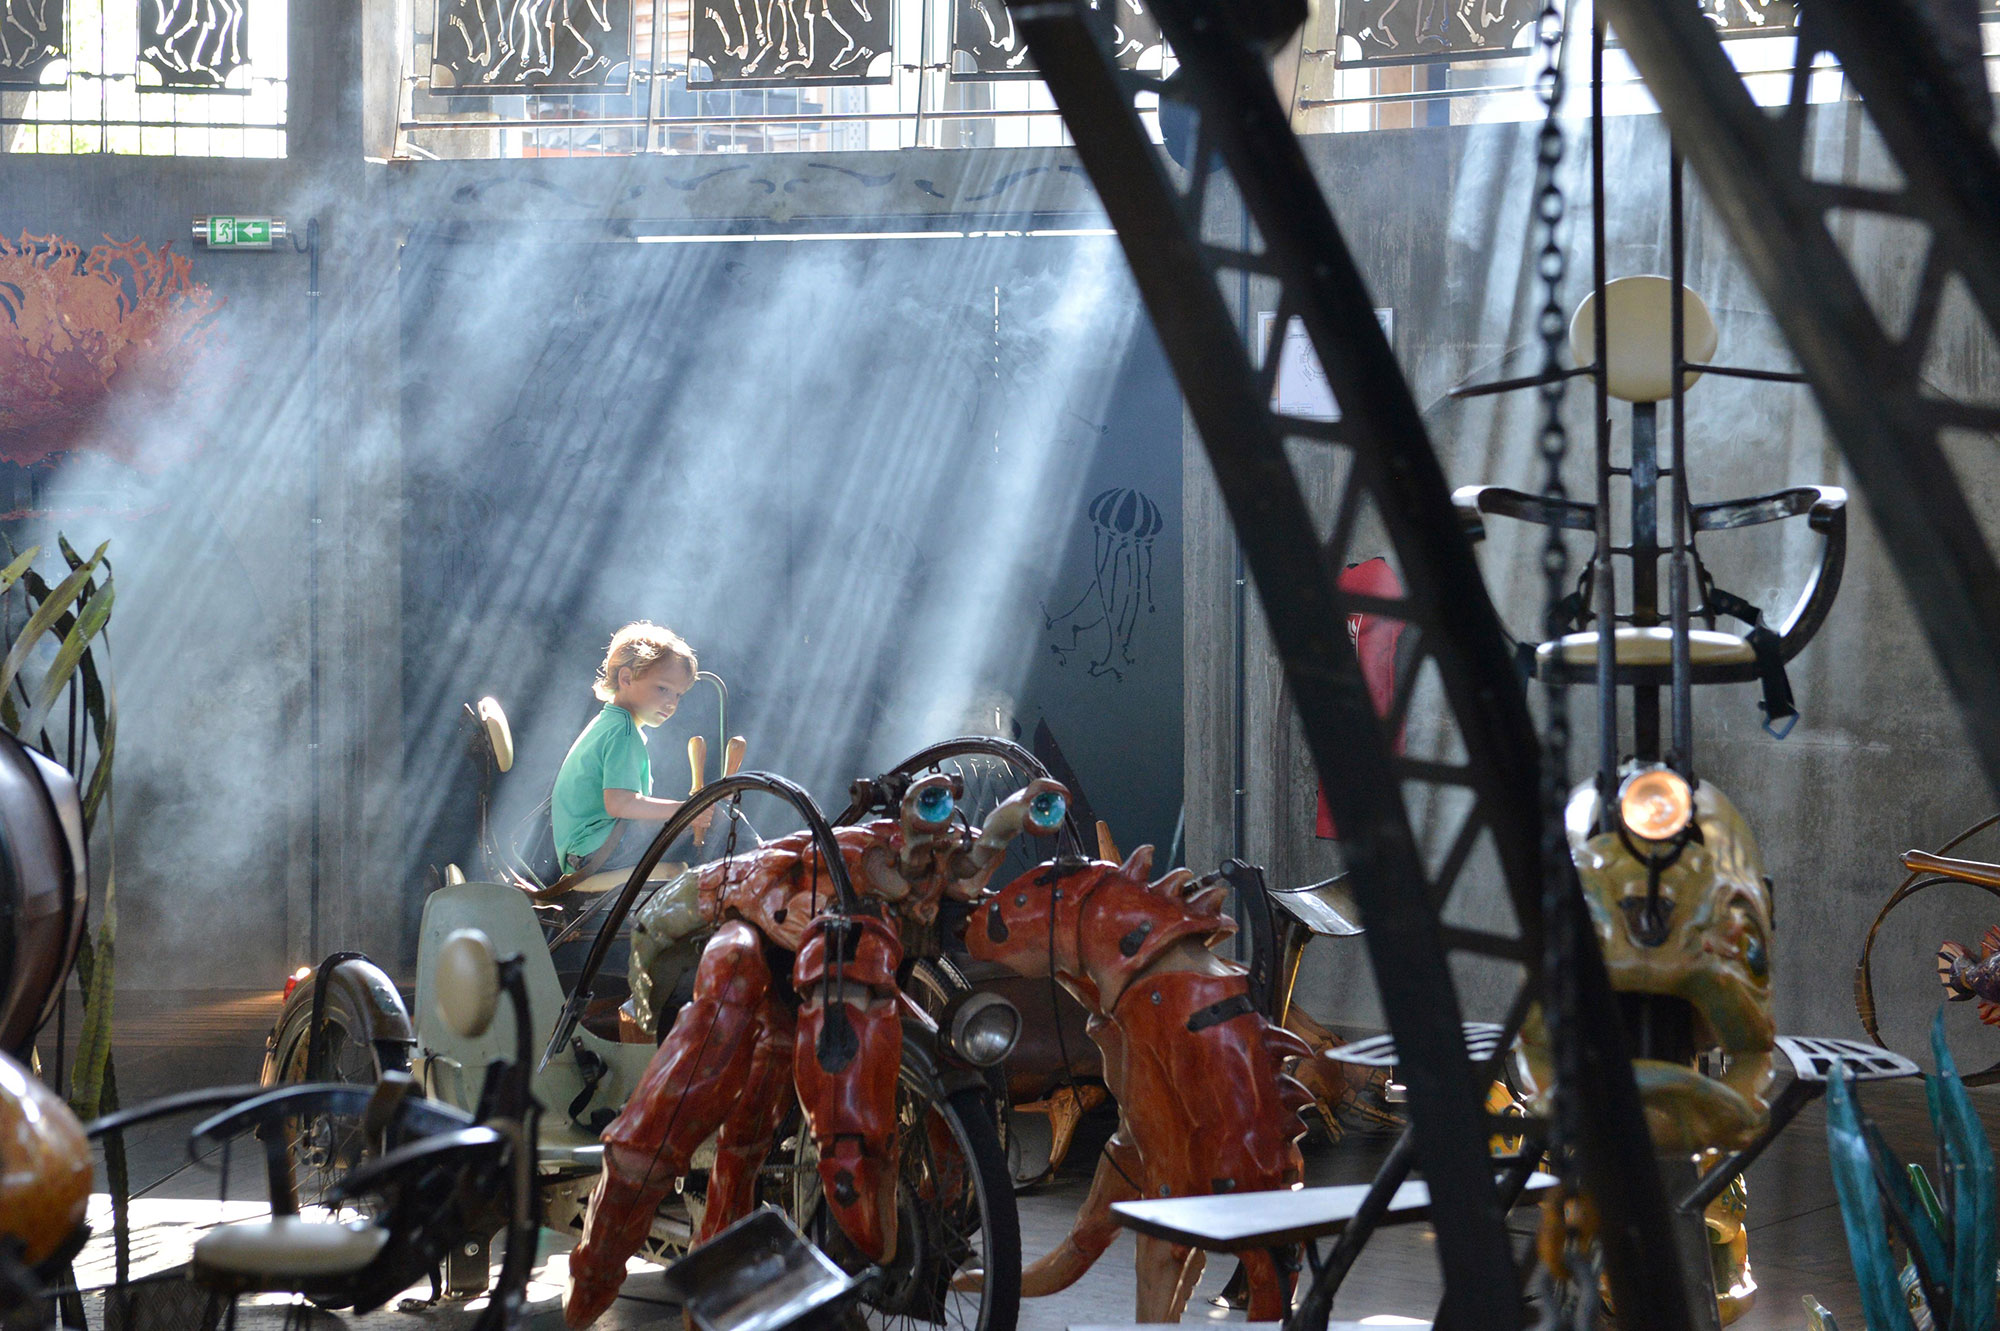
xmin=261 ymin=977 xmax=409 ymax=1208
xmin=792 ymin=1060 xmax=1020 ymax=1331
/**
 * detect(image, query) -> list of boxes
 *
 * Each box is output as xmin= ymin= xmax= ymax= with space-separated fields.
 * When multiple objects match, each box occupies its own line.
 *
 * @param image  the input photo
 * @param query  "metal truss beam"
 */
xmin=1005 ymin=4 xmax=1692 ymax=1326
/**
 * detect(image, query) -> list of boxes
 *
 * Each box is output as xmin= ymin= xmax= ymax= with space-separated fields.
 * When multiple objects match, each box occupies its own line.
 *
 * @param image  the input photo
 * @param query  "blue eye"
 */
xmin=1028 ymin=791 xmax=1065 ymax=829
xmin=1744 ymin=933 xmax=1767 ymax=980
xmin=916 ymin=786 xmax=954 ymax=822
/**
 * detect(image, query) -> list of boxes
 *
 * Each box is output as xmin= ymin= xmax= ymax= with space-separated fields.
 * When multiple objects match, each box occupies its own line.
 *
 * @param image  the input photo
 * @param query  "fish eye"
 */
xmin=1726 ymin=902 xmax=1768 ymax=981
xmin=1028 ymin=790 xmax=1066 ymax=830
xmin=916 ymin=785 xmax=954 ymax=823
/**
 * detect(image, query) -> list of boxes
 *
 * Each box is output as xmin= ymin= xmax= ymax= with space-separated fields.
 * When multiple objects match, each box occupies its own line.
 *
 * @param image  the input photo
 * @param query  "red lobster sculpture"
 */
xmin=965 ymin=846 xmax=1313 ymax=1321
xmin=563 ymin=774 xmax=1068 ymax=1327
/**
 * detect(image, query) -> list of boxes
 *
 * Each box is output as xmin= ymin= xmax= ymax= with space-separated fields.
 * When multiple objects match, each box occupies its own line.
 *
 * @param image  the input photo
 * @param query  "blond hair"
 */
xmin=593 ymin=621 xmax=698 ymax=702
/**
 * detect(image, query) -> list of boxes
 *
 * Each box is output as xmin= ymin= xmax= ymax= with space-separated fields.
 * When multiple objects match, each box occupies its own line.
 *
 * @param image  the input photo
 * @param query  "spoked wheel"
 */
xmin=792 ymin=1059 xmax=1020 ymax=1331
xmin=263 ymin=977 xmax=408 ymax=1208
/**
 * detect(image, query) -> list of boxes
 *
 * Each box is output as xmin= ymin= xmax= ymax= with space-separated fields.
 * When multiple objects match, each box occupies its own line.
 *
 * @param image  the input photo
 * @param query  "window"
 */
xmin=1 ymin=0 xmax=288 ymax=156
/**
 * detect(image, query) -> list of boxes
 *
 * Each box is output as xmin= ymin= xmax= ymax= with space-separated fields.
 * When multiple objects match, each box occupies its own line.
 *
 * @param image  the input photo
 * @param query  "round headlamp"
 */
xmin=1618 ymin=766 xmax=1693 ymax=843
xmin=942 ymin=991 xmax=1021 ymax=1068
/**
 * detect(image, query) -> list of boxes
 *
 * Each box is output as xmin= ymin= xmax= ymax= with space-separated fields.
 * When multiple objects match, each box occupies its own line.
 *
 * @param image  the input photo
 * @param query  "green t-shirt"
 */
xmin=552 ymin=704 xmax=652 ymax=866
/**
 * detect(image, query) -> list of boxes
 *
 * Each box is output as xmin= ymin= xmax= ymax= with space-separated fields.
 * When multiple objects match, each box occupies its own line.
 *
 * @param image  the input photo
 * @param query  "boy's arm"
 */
xmin=604 ymin=788 xmax=683 ymax=821
xmin=604 ymin=788 xmax=717 ymax=838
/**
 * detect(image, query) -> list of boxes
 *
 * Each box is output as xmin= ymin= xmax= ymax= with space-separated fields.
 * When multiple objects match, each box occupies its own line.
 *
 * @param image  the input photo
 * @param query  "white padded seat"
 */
xmin=193 ymin=1217 xmax=388 ymax=1279
xmin=1536 ymin=626 xmax=1755 ymax=669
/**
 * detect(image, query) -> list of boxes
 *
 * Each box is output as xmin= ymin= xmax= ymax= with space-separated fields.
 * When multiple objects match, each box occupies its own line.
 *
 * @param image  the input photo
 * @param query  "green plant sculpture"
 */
xmin=1826 ymin=1008 xmax=1996 ymax=1331
xmin=0 ymin=537 xmax=120 ymax=1274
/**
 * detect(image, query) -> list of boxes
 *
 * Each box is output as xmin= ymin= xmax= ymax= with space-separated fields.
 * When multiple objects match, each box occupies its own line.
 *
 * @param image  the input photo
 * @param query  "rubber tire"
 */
xmin=262 ymin=978 xmax=410 ymax=1208
xmin=935 ymin=1083 xmax=1021 ymax=1331
xmin=794 ymin=1068 xmax=1021 ymax=1331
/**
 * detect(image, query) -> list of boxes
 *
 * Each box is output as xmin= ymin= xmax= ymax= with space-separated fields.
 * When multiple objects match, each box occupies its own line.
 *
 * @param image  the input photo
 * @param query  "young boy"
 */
xmin=552 ymin=622 xmax=709 ymax=878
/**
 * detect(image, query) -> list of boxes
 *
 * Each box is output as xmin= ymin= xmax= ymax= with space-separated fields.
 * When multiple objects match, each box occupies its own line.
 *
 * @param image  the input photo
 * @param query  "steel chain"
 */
xmin=1526 ymin=1 xmax=1599 ymax=1327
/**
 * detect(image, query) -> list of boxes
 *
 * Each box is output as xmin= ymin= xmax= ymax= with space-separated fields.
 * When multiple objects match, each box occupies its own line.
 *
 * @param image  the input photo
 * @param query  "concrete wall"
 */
xmin=1182 ymin=105 xmax=2000 ymax=1068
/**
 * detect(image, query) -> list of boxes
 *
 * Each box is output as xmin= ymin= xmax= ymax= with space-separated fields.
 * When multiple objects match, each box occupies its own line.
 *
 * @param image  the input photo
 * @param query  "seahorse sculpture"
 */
xmin=964 ymin=846 xmax=1314 ymax=1321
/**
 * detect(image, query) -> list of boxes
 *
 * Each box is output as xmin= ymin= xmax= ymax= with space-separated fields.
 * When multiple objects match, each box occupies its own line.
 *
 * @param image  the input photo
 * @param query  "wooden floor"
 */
xmin=49 ymin=990 xmax=2000 ymax=1331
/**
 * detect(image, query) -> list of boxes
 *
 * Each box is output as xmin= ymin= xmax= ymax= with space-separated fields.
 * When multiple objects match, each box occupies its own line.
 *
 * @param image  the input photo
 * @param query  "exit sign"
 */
xmin=194 ymin=216 xmax=285 ymax=249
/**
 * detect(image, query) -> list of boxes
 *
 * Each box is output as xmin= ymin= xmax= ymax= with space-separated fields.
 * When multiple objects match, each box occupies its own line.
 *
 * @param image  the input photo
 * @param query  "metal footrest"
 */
xmin=1325 ymin=1022 xmax=1507 ymax=1068
xmin=1109 ymin=1172 xmax=1556 ymax=1250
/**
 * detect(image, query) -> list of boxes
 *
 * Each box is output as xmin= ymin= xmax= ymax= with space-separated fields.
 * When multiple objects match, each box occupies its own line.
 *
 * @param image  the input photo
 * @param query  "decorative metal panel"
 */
xmin=1333 ymin=0 xmax=1536 ymax=66
xmin=1698 ymin=0 xmax=1796 ymax=33
xmin=686 ymin=0 xmax=892 ymax=85
xmin=140 ymin=0 xmax=251 ymax=89
xmin=953 ymin=0 xmax=1158 ymax=77
xmin=431 ymin=0 xmax=633 ymax=94
xmin=0 ymin=0 xmax=64 ymax=89
xmin=1333 ymin=0 xmax=1827 ymax=67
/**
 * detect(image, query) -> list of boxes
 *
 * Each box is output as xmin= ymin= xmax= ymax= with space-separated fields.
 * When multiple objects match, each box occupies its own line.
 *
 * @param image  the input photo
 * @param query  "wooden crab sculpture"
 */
xmin=563 ymin=774 xmax=1069 ymax=1329
xmin=963 ymin=846 xmax=1314 ymax=1322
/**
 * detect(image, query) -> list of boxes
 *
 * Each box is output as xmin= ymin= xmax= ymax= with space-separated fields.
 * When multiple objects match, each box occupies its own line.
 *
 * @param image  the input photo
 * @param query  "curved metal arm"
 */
xmin=835 ymin=735 xmax=1087 ymax=853
xmin=326 ymin=1125 xmax=507 ymax=1204
xmin=85 ymin=1085 xmax=273 ymax=1140
xmin=1461 ymin=481 xmax=1847 ymax=678
xmin=1691 ymin=484 xmax=1847 ymax=661
xmin=1450 ymin=484 xmax=1597 ymax=542
xmin=545 ymin=770 xmax=852 ymax=1069
xmin=187 ymin=1084 xmax=473 ymax=1150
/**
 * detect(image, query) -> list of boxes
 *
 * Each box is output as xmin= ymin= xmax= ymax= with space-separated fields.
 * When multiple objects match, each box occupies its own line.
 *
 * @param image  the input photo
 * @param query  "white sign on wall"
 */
xmin=1258 ymin=307 xmax=1395 ymax=423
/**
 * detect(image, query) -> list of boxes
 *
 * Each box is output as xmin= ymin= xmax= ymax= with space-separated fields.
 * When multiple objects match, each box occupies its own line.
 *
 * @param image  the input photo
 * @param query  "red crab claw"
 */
xmin=794 ymin=912 xmax=904 ymax=1262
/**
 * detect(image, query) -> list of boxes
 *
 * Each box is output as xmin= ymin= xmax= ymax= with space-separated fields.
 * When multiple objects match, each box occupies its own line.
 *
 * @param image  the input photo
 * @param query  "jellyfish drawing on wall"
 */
xmin=1043 ymin=486 xmax=1163 ymax=682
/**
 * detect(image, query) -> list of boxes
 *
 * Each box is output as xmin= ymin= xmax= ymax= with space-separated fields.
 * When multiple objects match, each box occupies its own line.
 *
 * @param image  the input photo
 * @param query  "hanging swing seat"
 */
xmin=1536 ymin=626 xmax=1756 ymax=670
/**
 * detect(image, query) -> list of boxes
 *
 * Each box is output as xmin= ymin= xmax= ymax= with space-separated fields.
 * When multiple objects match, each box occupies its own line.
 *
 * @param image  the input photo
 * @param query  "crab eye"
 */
xmin=916 ymin=786 xmax=955 ymax=823
xmin=1028 ymin=790 xmax=1066 ymax=830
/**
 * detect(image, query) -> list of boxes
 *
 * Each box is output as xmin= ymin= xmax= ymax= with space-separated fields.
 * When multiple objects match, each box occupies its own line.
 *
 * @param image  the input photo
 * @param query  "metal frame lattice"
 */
xmin=1000 ymin=2 xmax=1693 ymax=1326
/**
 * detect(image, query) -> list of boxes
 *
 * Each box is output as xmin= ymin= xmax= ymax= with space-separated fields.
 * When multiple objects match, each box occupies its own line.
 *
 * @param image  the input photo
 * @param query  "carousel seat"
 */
xmin=192 ymin=1217 xmax=389 ymax=1283
xmin=1536 ymin=627 xmax=1756 ymax=670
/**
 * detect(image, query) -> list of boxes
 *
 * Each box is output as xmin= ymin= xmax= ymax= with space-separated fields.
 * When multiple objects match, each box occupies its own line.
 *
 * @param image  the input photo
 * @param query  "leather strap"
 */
xmin=1702 ymin=579 xmax=1798 ymax=738
xmin=530 ymin=823 xmax=629 ymax=901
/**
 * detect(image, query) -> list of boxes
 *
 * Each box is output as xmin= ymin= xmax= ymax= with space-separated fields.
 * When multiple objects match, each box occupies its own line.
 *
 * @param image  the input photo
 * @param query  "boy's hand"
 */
xmin=691 ymin=805 xmax=716 ymax=843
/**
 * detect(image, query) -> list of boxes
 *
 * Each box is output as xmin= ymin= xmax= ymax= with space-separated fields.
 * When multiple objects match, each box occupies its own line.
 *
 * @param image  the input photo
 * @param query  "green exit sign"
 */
xmin=193 ymin=216 xmax=286 ymax=249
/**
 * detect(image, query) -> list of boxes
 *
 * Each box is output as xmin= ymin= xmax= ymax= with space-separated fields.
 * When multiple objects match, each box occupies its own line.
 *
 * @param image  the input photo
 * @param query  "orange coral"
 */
xmin=0 ymin=232 xmax=225 ymax=472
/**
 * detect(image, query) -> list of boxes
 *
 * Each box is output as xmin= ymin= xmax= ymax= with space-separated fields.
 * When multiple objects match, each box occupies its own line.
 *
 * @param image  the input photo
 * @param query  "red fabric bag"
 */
xmin=1316 ymin=557 xmax=1410 ymax=839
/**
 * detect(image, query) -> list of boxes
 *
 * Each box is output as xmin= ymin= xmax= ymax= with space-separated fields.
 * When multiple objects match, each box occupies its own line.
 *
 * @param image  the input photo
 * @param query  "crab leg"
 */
xmin=564 ymin=920 xmax=777 ymax=1329
xmin=696 ymin=998 xmax=798 ymax=1246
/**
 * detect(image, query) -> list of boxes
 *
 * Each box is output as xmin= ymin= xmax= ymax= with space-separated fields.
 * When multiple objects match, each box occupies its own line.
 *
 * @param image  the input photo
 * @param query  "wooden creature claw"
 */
xmin=966 ymin=850 xmax=1310 ymax=1322
xmin=566 ymin=920 xmax=779 ymax=1328
xmin=949 ymin=777 xmax=1068 ymax=899
xmin=794 ymin=913 xmax=905 ymax=1262
xmin=563 ymin=778 xmax=1072 ymax=1327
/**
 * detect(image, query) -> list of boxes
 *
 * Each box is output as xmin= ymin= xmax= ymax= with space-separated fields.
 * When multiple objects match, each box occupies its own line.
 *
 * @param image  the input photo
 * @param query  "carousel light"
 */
xmin=1619 ymin=767 xmax=1694 ymax=843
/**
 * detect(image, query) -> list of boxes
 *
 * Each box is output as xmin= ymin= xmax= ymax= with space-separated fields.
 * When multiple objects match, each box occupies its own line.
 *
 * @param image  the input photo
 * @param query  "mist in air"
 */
xmin=17 ymin=217 xmax=1147 ymax=976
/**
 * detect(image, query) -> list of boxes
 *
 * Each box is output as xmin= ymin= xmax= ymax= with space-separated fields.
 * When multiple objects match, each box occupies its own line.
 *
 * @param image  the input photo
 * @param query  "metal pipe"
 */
xmin=1669 ymin=145 xmax=1695 ymax=772
xmin=1592 ymin=13 xmax=1617 ymax=809
xmin=642 ymin=0 xmax=666 ymax=153
xmin=391 ymin=107 xmax=1066 ymax=131
xmin=304 ymin=218 xmax=322 ymax=960
xmin=1232 ymin=192 xmax=1251 ymax=871
xmin=912 ymin=0 xmax=933 ymax=147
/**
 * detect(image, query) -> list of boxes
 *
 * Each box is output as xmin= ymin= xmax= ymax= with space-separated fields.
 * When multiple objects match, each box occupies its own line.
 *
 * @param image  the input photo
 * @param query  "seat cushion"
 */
xmin=193 ymin=1217 xmax=389 ymax=1279
xmin=1536 ymin=627 xmax=1755 ymax=669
